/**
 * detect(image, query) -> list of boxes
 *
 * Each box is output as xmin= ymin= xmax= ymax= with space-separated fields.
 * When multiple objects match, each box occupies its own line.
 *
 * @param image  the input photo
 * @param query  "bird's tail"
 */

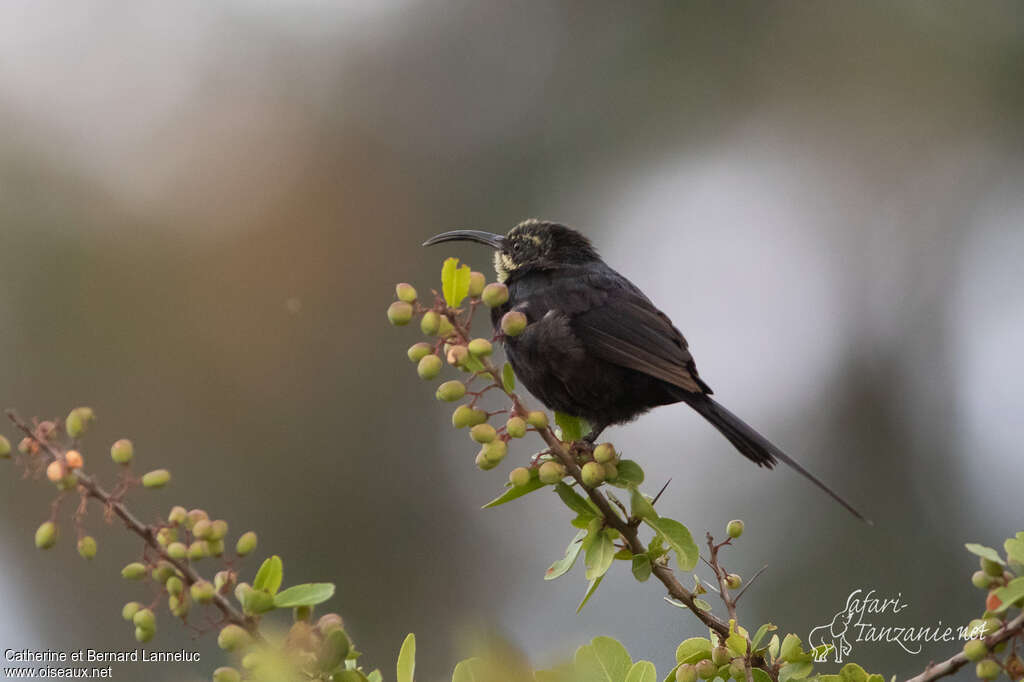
xmin=685 ymin=395 xmax=871 ymax=524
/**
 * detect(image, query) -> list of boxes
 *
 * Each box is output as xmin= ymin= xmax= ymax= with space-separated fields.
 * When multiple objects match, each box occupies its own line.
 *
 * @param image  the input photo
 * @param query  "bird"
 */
xmin=424 ymin=219 xmax=869 ymax=523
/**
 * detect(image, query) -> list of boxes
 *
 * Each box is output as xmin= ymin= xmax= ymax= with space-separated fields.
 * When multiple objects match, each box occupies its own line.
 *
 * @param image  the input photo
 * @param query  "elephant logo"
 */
xmin=808 ymin=591 xmax=859 ymax=663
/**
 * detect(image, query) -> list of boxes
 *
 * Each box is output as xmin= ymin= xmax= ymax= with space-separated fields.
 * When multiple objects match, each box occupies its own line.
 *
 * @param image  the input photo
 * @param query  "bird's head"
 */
xmin=423 ymin=219 xmax=599 ymax=282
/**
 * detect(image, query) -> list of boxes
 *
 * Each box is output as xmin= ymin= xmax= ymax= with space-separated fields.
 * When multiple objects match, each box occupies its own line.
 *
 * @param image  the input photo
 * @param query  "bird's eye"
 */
xmin=512 ymin=241 xmax=522 ymax=252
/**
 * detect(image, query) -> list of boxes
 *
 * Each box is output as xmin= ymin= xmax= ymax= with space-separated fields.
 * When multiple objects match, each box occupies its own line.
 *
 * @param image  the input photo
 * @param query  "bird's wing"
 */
xmin=571 ymin=287 xmax=708 ymax=394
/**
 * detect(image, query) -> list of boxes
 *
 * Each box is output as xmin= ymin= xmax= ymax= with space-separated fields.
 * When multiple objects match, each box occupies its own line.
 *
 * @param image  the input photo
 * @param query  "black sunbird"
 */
xmin=424 ymin=219 xmax=869 ymax=523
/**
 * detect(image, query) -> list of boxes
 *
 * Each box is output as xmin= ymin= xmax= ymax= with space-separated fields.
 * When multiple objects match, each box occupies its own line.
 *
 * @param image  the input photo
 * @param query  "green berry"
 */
xmin=711 ymin=646 xmax=730 ymax=666
xmin=581 ymin=461 xmax=605 ymax=487
xmin=166 ymin=542 xmax=187 ymax=560
xmin=468 ymin=338 xmax=493 ymax=357
xmin=963 ymin=639 xmax=988 ymax=662
xmin=34 ymin=521 xmax=57 ymax=549
xmin=500 ymin=311 xmax=528 ymax=336
xmin=728 ymin=659 xmax=746 ymax=680
xmin=122 ymin=602 xmax=142 ymax=621
xmin=156 ymin=527 xmax=176 ymax=546
xmin=217 ymin=624 xmax=252 ymax=652
xmin=526 ymin=411 xmax=548 ymax=429
xmin=395 ymin=283 xmax=417 ymax=303
xmin=420 ymin=311 xmax=441 ymax=335
xmin=675 ymin=664 xmax=697 ymax=682
xmin=973 ymin=570 xmax=993 ymax=589
xmin=65 ymin=411 xmax=85 ymax=439
xmin=470 ymin=423 xmax=497 ymax=443
xmin=481 ymin=282 xmax=509 ymax=307
xmin=976 ymin=659 xmax=1001 ymax=680
xmin=602 ymin=462 xmax=618 ymax=480
xmin=695 ymin=659 xmax=717 ymax=680
xmin=725 ymin=573 xmax=742 ymax=590
xmin=213 ymin=667 xmax=242 ymax=682
xmin=152 ymin=561 xmax=177 ymax=583
xmin=436 ymin=380 xmax=466 ymax=402
xmin=407 ymin=342 xmax=433 ymax=363
xmin=110 ymin=439 xmax=134 ymax=465
xmin=168 ymin=506 xmax=187 ymax=525
xmin=193 ymin=519 xmax=212 ymax=539
xmin=482 ymin=439 xmax=508 ymax=464
xmin=208 ymin=519 xmax=228 ymax=541
xmin=982 ymin=558 xmax=1004 ymax=577
xmin=505 ymin=417 xmax=527 ymax=438
xmin=437 ymin=316 xmax=455 ymax=338
xmin=446 ymin=344 xmax=469 ymax=367
xmin=77 ymin=536 xmax=97 ymax=559
xmin=538 ymin=461 xmax=565 ymax=484
xmin=122 ymin=562 xmax=147 ymax=580
xmin=452 ymin=405 xmax=487 ymax=428
xmin=135 ymin=627 xmax=155 ymax=643
xmin=236 ymin=531 xmax=258 ymax=556
xmin=0 ymin=435 xmax=10 ymax=458
xmin=727 ymin=519 xmax=745 ymax=539
xmin=386 ymin=301 xmax=413 ymax=326
xmin=133 ymin=608 xmax=155 ymax=631
xmin=417 ymin=354 xmax=443 ymax=380
xmin=188 ymin=541 xmax=209 ymax=560
xmin=215 ymin=570 xmax=235 ymax=593
xmin=166 ymin=576 xmax=184 ymax=596
xmin=509 ymin=467 xmax=531 ymax=487
xmin=593 ymin=443 xmax=616 ymax=463
xmin=982 ymin=617 xmax=1003 ymax=635
xmin=191 ymin=580 xmax=216 ymax=604
xmin=169 ymin=594 xmax=190 ymax=618
xmin=142 ymin=469 xmax=171 ymax=488
xmin=468 ymin=272 xmax=486 ymax=297
xmin=474 ymin=451 xmax=497 ymax=470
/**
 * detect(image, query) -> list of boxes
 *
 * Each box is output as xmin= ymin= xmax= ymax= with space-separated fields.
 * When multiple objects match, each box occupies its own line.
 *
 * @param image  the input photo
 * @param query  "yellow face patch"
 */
xmin=494 ymin=251 xmax=517 ymax=282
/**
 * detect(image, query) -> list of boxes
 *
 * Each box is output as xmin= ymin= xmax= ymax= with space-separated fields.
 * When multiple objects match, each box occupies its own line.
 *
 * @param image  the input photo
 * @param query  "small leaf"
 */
xmin=554 ymin=412 xmax=587 ymax=442
xmin=452 ymin=657 xmax=485 ymax=682
xmin=644 ymin=517 xmax=698 ymax=571
xmin=779 ymin=661 xmax=814 ymax=682
xmin=502 ymin=363 xmax=516 ymax=392
xmin=545 ymin=530 xmax=587 ymax=581
xmin=555 ymin=482 xmax=596 ymax=518
xmin=726 ymin=632 xmax=747 ymax=657
xmin=585 ymin=531 xmax=616 ymax=580
xmin=253 ymin=555 xmax=283 ymax=595
xmin=441 ymin=257 xmax=472 ymax=308
xmin=768 ymin=635 xmax=780 ymax=662
xmin=482 ymin=477 xmax=544 ymax=508
xmin=992 ymin=576 xmax=1024 ymax=613
xmin=577 ymin=637 xmax=631 ymax=682
xmin=779 ymin=634 xmax=803 ymax=662
xmin=674 ymin=637 xmax=711 ymax=664
xmin=577 ymin=575 xmax=603 ymax=613
xmin=965 ymin=543 xmax=1005 ymax=565
xmin=751 ymin=670 xmax=773 ymax=682
xmin=629 ymin=488 xmax=658 ymax=521
xmin=751 ymin=623 xmax=777 ymax=650
xmin=608 ymin=460 xmax=644 ymax=488
xmin=1005 ymin=537 xmax=1024 ymax=565
xmin=396 ymin=633 xmax=415 ymax=682
xmin=631 ymin=554 xmax=652 ymax=582
xmin=693 ymin=598 xmax=712 ymax=611
xmin=318 ymin=628 xmax=351 ymax=671
xmin=624 ymin=661 xmax=657 ymax=682
xmin=274 ymin=583 xmax=335 ymax=608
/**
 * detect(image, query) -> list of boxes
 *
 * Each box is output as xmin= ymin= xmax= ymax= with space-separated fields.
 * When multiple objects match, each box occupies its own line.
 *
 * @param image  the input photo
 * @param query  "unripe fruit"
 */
xmin=213 ymin=667 xmax=242 ymax=682
xmin=436 ymin=380 xmax=466 ymax=402
xmin=156 ymin=527 xmax=176 ymax=546
xmin=417 ymin=354 xmax=442 ymax=380
xmin=188 ymin=541 xmax=209 ymax=560
xmin=500 ymin=311 xmax=528 ymax=336
xmin=695 ymin=659 xmax=717 ymax=680
xmin=727 ymin=519 xmax=745 ymax=539
xmin=133 ymin=608 xmax=156 ymax=631
xmin=395 ymin=283 xmax=417 ymax=303
xmin=317 ymin=613 xmax=344 ymax=634
xmin=468 ymin=271 xmax=486 ymax=297
xmin=242 ymin=589 xmax=275 ymax=614
xmin=593 ymin=443 xmax=616 ymax=463
xmin=64 ymin=450 xmax=84 ymax=470
xmin=420 ymin=311 xmax=441 ymax=335
xmin=506 ymin=417 xmax=527 ymax=438
xmin=209 ymin=519 xmax=228 ymax=541
xmin=77 ymin=536 xmax=97 ymax=559
xmin=386 ymin=301 xmax=413 ymax=326
xmin=452 ymin=405 xmax=488 ymax=428
xmin=241 ymin=653 xmax=259 ymax=670
xmin=35 ymin=521 xmax=58 ymax=549
xmin=168 ymin=506 xmax=187 ymax=525
xmin=437 ymin=316 xmax=455 ymax=338
xmin=976 ymin=660 xmax=1001 ymax=680
xmin=538 ymin=461 xmax=565 ymax=484
xmin=142 ymin=469 xmax=171 ymax=488
xmin=110 ymin=439 xmax=134 ymax=465
xmin=122 ymin=562 xmax=147 ymax=580
xmin=191 ymin=580 xmax=215 ymax=604
xmin=509 ymin=467 xmax=532 ymax=487
xmin=526 ymin=411 xmax=548 ymax=429
xmin=972 ymin=570 xmax=993 ymax=589
xmin=581 ymin=461 xmax=605 ymax=487
xmin=711 ymin=646 xmax=730 ymax=666
xmin=675 ymin=663 xmax=698 ymax=682
xmin=166 ymin=576 xmax=184 ymax=596
xmin=725 ymin=573 xmax=742 ymax=590
xmin=18 ymin=437 xmax=37 ymax=455
xmin=65 ymin=411 xmax=85 ymax=438
xmin=193 ymin=519 xmax=212 ymax=539
xmin=135 ymin=627 xmax=155 ymax=643
xmin=408 ymin=342 xmax=433 ymax=363
xmin=470 ymin=423 xmax=497 ymax=443
xmin=475 ymin=451 xmax=498 ymax=470
xmin=153 ymin=561 xmax=177 ymax=583
xmin=982 ymin=617 xmax=1003 ymax=635
xmin=728 ymin=659 xmax=746 ymax=680
xmin=167 ymin=542 xmax=187 ymax=560
xmin=218 ymin=624 xmax=252 ymax=652
xmin=122 ymin=602 xmax=142 ymax=621
xmin=468 ymin=338 xmax=493 ymax=357
xmin=236 ymin=531 xmax=258 ymax=556
xmin=982 ymin=558 xmax=1004 ymax=577
xmin=46 ymin=460 xmax=65 ymax=483
xmin=481 ymin=282 xmax=509 ymax=307
xmin=0 ymin=435 xmax=10 ymax=458
xmin=215 ymin=570 xmax=236 ymax=593
xmin=963 ymin=639 xmax=988 ymax=661
xmin=482 ymin=440 xmax=508 ymax=464
xmin=170 ymin=593 xmax=189 ymax=617
xmin=602 ymin=462 xmax=618 ymax=480
xmin=446 ymin=344 xmax=469 ymax=367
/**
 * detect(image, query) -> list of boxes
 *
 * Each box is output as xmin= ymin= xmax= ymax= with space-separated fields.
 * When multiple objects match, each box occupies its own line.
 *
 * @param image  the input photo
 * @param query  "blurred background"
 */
xmin=1 ymin=1 xmax=1022 ymax=679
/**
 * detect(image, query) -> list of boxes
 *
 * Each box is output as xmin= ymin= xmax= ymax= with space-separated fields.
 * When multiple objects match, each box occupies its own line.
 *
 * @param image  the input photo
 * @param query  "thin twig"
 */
xmin=903 ymin=611 xmax=1024 ymax=682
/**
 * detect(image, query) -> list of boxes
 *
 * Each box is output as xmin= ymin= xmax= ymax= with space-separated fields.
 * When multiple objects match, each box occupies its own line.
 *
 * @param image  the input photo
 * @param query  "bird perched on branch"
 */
xmin=424 ymin=219 xmax=868 ymax=522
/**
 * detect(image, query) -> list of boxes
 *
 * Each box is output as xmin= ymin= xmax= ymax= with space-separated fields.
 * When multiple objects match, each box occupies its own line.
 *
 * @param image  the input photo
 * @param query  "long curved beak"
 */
xmin=422 ymin=229 xmax=506 ymax=249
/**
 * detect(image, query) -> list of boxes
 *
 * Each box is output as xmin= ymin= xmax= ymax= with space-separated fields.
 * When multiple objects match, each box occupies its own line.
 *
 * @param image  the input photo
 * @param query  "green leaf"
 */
xmin=608 ymin=460 xmax=644 ymax=488
xmin=396 ymin=633 xmax=415 ymax=682
xmin=992 ymin=576 xmax=1024 ymax=613
xmin=482 ymin=477 xmax=544 ymax=508
xmin=318 ymin=629 xmax=351 ymax=672
xmin=779 ymin=661 xmax=813 ymax=682
xmin=452 ymin=657 xmax=485 ymax=682
xmin=624 ymin=661 xmax=657 ymax=682
xmin=441 ymin=257 xmax=472 ymax=308
xmin=546 ymin=530 xmax=587 ymax=581
xmin=779 ymin=634 xmax=802 ymax=663
xmin=555 ymin=482 xmax=597 ymax=518
xmin=629 ymin=488 xmax=658 ymax=521
xmin=332 ymin=672 xmax=367 ymax=682
xmin=674 ymin=637 xmax=712 ymax=664
xmin=768 ymin=635 xmax=780 ymax=662
xmin=575 ymin=637 xmax=632 ymax=682
xmin=502 ymin=363 xmax=516 ymax=392
xmin=1005 ymin=537 xmax=1024 ymax=565
xmin=631 ymin=554 xmax=652 ymax=582
xmin=693 ymin=598 xmax=712 ymax=611
xmin=750 ymin=623 xmax=777 ymax=650
xmin=274 ymin=582 xmax=335 ymax=608
xmin=463 ymin=354 xmax=485 ymax=373
xmin=965 ymin=543 xmax=1005 ymax=565
xmin=725 ymin=632 xmax=747 ymax=657
xmin=585 ymin=531 xmax=616 ymax=581
xmin=554 ymin=412 xmax=588 ymax=442
xmin=253 ymin=555 xmax=283 ymax=595
xmin=750 ymin=669 xmax=773 ymax=682
xmin=643 ymin=517 xmax=698 ymax=571
xmin=577 ymin=575 xmax=603 ymax=613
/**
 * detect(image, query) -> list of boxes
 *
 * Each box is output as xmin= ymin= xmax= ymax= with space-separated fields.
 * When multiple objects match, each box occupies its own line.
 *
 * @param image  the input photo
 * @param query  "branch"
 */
xmin=904 ymin=610 xmax=1024 ymax=682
